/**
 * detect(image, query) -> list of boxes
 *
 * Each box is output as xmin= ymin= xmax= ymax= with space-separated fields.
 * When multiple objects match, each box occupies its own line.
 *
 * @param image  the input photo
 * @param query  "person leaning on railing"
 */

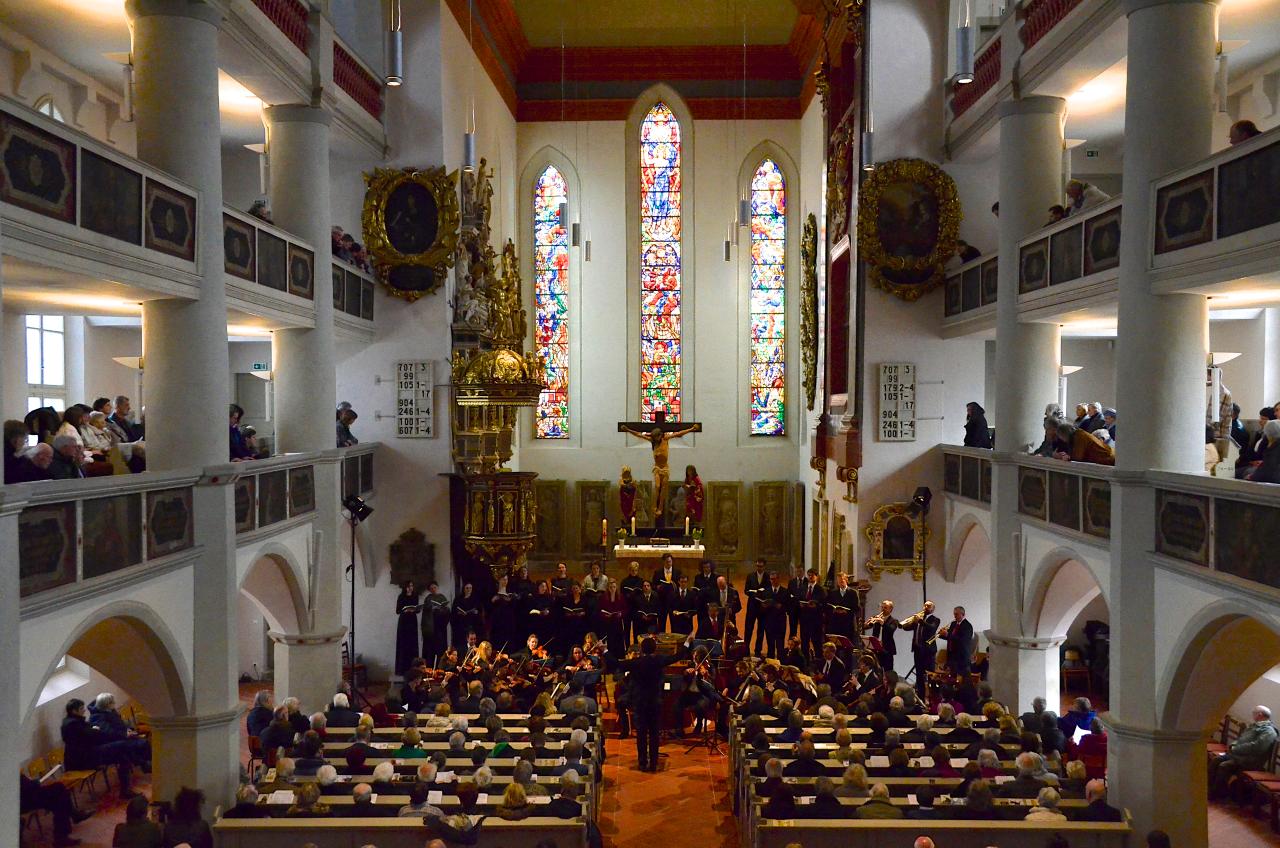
xmin=1052 ymin=420 xmax=1115 ymax=466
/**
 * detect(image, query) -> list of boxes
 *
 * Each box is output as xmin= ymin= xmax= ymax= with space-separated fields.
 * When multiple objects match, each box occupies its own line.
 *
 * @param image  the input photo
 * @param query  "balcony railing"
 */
xmin=1020 ymin=0 xmax=1087 ymax=51
xmin=1149 ymin=127 xmax=1280 ymax=284
xmin=333 ymin=259 xmax=376 ymax=324
xmin=15 ymin=471 xmax=199 ymax=600
xmin=951 ymin=38 xmax=1002 ymax=118
xmin=340 ymin=443 xmax=377 ymax=502
xmin=0 ymin=97 xmax=200 ymax=289
xmin=942 ymin=445 xmax=994 ymax=504
xmin=334 ymin=40 xmax=385 ymax=121
xmin=251 ymin=0 xmax=309 ymax=55
xmin=223 ymin=206 xmax=315 ymax=303
xmin=1018 ymin=197 xmax=1122 ymax=307
xmin=1151 ymin=471 xmax=1280 ymax=591
xmin=944 ymin=255 xmax=998 ymax=319
xmin=1014 ymin=454 xmax=1113 ymax=539
xmin=233 ymin=452 xmax=319 ymax=536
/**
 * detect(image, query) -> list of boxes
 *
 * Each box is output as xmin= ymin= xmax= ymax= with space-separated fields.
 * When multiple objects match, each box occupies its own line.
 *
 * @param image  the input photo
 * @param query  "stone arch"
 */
xmin=1158 ymin=602 xmax=1280 ymax=735
xmin=944 ymin=512 xmax=991 ymax=583
xmin=1024 ymin=554 xmax=1104 ymax=639
xmin=23 ymin=601 xmax=192 ymax=731
xmin=239 ymin=547 xmax=308 ymax=634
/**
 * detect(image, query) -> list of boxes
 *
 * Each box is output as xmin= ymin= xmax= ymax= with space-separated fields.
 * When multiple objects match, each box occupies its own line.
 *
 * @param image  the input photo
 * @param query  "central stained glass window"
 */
xmin=749 ymin=158 xmax=786 ymax=435
xmin=533 ymin=164 xmax=569 ymax=438
xmin=639 ymin=102 xmax=682 ymax=420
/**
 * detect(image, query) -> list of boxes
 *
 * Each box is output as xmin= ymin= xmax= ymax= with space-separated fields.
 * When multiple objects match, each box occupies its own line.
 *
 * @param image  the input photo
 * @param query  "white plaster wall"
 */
xmin=237 ymin=592 xmax=270 ymax=680
xmin=512 ymin=116 xmax=803 ymax=485
xmin=1061 ymin=338 xmax=1118 ymax=411
xmin=83 ymin=323 xmax=144 ymax=405
xmin=222 ymin=144 xmax=264 ymax=215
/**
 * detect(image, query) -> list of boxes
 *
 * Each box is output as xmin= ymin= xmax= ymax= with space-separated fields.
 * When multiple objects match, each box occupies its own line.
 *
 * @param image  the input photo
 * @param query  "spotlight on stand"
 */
xmin=907 ymin=486 xmax=932 ymax=517
xmin=343 ymin=495 xmax=374 ymax=523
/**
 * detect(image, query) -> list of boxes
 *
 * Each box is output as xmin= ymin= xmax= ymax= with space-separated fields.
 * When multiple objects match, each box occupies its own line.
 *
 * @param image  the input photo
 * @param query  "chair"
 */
xmin=46 ymin=748 xmax=103 ymax=799
xmin=1249 ymin=777 xmax=1280 ymax=832
xmin=342 ymin=643 xmax=366 ymax=689
xmin=21 ymin=757 xmax=48 ymax=839
xmin=1061 ymin=646 xmax=1090 ymax=695
xmin=1233 ymin=740 xmax=1280 ymax=807
xmin=247 ymin=735 xmax=265 ymax=778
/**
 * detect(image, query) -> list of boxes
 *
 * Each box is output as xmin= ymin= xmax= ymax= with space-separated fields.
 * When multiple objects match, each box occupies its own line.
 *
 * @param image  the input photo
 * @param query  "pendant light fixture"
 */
xmin=463 ymin=0 xmax=477 ymax=172
xmin=954 ymin=0 xmax=975 ymax=85
xmin=728 ymin=2 xmax=745 ymax=261
xmin=386 ymin=0 xmax=404 ymax=86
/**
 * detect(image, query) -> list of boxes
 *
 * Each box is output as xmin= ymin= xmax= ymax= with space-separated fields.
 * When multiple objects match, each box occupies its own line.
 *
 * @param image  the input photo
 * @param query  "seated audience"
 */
xmin=955 ymin=778 xmax=1000 ymax=820
xmin=221 ymin=784 xmax=268 ymax=818
xmin=802 ymin=776 xmax=845 ymax=819
xmin=344 ymin=782 xmax=393 ymax=818
xmin=1047 ymin=204 xmax=1067 ymax=224
xmin=1249 ymin=420 xmax=1280 ymax=484
xmin=762 ymin=783 xmax=797 ymax=819
xmin=246 ymin=691 xmax=273 ymax=739
xmin=1054 ymin=420 xmax=1115 ymax=465
xmin=1059 ymin=697 xmax=1097 ymax=737
xmin=89 ymin=693 xmax=150 ymax=771
xmin=20 ymin=771 xmax=89 ymax=846
xmin=1065 ymin=179 xmax=1111 ymax=214
xmin=1025 ymin=786 xmax=1067 ymax=822
xmin=907 ymin=785 xmax=946 ymax=820
xmin=285 ymin=782 xmax=331 ymax=818
xmin=835 ymin=763 xmax=869 ymax=798
xmin=108 ymin=396 xmax=144 ymax=443
xmin=546 ymin=773 xmax=584 ymax=819
xmin=1076 ymin=718 xmax=1109 ymax=777
xmin=1229 ymin=119 xmax=1262 ymax=145
xmin=49 ymin=436 xmax=86 ymax=479
xmin=499 ymin=781 xmax=533 ymax=820
xmin=783 ymin=739 xmax=826 ymax=777
xmin=394 ymin=727 xmax=428 ymax=759
xmin=369 ymin=761 xmax=397 ymax=796
xmin=514 ymin=759 xmax=550 ymax=797
xmin=258 ymin=758 xmax=297 ymax=793
xmin=1209 ymin=704 xmax=1277 ymax=799
xmin=4 ymin=419 xmax=47 ymax=482
xmin=163 ymin=786 xmax=213 ymax=848
xmin=1079 ymin=777 xmax=1124 ymax=821
xmin=853 ymin=783 xmax=903 ymax=819
xmin=112 ymin=794 xmax=161 ymax=848
xmin=61 ymin=698 xmax=138 ymax=800
xmin=999 ymin=752 xmax=1049 ymax=798
xmin=398 ymin=781 xmax=444 ymax=818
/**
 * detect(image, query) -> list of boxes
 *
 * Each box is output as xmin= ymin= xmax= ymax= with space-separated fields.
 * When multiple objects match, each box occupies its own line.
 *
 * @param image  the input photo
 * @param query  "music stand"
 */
xmin=343 ymin=495 xmax=374 ymax=710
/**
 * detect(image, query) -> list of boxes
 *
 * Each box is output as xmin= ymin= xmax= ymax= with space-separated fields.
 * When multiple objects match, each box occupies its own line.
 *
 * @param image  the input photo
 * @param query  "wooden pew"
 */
xmin=213 ymin=817 xmax=587 ymax=848
xmin=753 ymin=819 xmax=1130 ymax=848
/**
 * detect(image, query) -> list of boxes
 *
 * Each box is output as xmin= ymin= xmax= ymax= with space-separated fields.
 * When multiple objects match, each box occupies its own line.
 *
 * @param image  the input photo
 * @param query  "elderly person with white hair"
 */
xmin=447 ymin=730 xmax=468 ymax=753
xmin=370 ymin=761 xmax=397 ymax=793
xmin=325 ymin=692 xmax=361 ymax=727
xmin=88 ymin=692 xmax=151 ymax=768
xmin=513 ymin=759 xmax=550 ymax=797
xmin=1025 ymin=786 xmax=1067 ymax=822
xmin=835 ymin=763 xmax=869 ymax=798
xmin=1079 ymin=777 xmax=1125 ymax=821
xmin=247 ymin=690 xmax=274 ymax=738
xmin=935 ymin=702 xmax=956 ymax=726
xmin=853 ymin=783 xmax=903 ymax=819
xmin=1211 ymin=704 xmax=1278 ymax=798
xmin=998 ymin=751 xmax=1051 ymax=798
xmin=1250 ymin=421 xmax=1280 ymax=483
xmin=315 ymin=764 xmax=342 ymax=795
xmin=815 ymin=704 xmax=836 ymax=725
xmin=450 ymin=714 xmax=470 ymax=733
xmin=416 ymin=762 xmax=438 ymax=784
xmin=309 ymin=712 xmax=328 ymax=737
xmin=48 ymin=434 xmax=85 ymax=479
xmin=474 ymin=765 xmax=494 ymax=789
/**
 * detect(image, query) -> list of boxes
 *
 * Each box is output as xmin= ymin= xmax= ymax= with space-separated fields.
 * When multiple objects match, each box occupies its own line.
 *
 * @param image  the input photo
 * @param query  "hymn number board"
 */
xmin=396 ymin=360 xmax=434 ymax=438
xmin=878 ymin=362 xmax=917 ymax=442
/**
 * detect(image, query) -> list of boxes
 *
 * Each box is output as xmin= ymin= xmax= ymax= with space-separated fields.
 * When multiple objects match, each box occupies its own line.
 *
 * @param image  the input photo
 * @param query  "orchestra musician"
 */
xmin=899 ymin=601 xmax=941 ymax=698
xmin=451 ymin=583 xmax=483 ymax=651
xmin=862 ymin=599 xmax=900 ymax=675
xmin=938 ymin=605 xmax=975 ymax=676
xmin=813 ymin=641 xmax=848 ymax=693
xmin=743 ymin=558 xmax=770 ymax=656
xmin=651 ymin=554 xmax=681 ymax=631
xmin=700 ymin=575 xmax=741 ymax=640
xmin=678 ymin=645 xmax=723 ymax=736
xmin=760 ymin=571 xmax=790 ymax=659
xmin=668 ymin=574 xmax=700 ymax=635
xmin=797 ymin=568 xmax=826 ymax=662
xmin=849 ymin=652 xmax=883 ymax=700
xmin=824 ymin=572 xmax=860 ymax=642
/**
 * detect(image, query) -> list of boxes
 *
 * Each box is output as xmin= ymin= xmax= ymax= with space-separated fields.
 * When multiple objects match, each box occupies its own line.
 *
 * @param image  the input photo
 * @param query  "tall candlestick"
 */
xmin=602 ymin=518 xmax=608 ymax=546
xmin=685 ymin=516 xmax=690 ymax=535
xmin=631 ymin=516 xmax=636 ymax=535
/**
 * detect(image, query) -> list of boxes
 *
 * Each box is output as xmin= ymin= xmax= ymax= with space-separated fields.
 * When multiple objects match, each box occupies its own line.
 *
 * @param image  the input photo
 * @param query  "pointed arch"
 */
xmin=518 ymin=146 xmax=583 ymax=447
xmin=240 ymin=550 xmax=308 ymax=634
xmin=626 ymin=85 xmax=696 ymax=425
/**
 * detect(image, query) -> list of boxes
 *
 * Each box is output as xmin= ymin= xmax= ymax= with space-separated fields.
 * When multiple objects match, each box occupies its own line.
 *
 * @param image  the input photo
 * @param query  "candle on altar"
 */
xmin=631 ymin=516 xmax=636 ymax=535
xmin=685 ymin=516 xmax=690 ymax=535
xmin=602 ymin=518 xmax=608 ymax=546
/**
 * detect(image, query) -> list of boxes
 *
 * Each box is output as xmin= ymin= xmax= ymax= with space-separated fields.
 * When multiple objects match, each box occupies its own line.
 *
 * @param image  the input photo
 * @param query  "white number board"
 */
xmin=396 ymin=360 xmax=435 ymax=438
xmin=878 ymin=362 xmax=917 ymax=442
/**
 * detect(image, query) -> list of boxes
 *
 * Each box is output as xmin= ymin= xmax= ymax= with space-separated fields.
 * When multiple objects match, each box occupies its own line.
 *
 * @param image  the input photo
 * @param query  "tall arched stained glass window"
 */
xmin=640 ymin=102 xmax=682 ymax=421
xmin=749 ymin=159 xmax=786 ymax=436
xmin=533 ymin=165 xmax=569 ymax=439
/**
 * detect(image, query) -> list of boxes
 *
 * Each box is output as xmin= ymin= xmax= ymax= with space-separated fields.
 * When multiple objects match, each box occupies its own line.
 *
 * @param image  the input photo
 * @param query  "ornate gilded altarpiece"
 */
xmin=857 ymin=158 xmax=961 ymax=302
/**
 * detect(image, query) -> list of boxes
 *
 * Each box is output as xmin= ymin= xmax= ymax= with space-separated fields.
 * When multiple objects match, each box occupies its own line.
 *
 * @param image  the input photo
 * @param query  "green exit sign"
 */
xmin=252 ymin=362 xmax=269 ymax=371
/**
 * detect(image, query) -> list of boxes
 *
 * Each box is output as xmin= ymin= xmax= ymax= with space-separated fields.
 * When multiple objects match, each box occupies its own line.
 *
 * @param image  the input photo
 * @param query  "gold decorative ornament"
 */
xmin=801 ymin=213 xmax=819 ymax=411
xmin=361 ymin=165 xmax=460 ymax=301
xmin=864 ymin=501 xmax=929 ymax=581
xmin=857 ymin=157 xmax=961 ymax=302
xmin=826 ymin=115 xmax=855 ymax=244
xmin=452 ymin=348 xmax=545 ymax=408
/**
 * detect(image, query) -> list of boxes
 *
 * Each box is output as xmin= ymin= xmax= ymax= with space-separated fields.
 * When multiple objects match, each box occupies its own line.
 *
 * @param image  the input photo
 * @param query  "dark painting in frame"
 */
xmin=82 ymin=494 xmax=142 ymax=579
xmin=144 ymin=179 xmax=196 ymax=261
xmin=1216 ymin=140 xmax=1280 ymax=240
xmin=1154 ymin=489 xmax=1210 ymax=565
xmin=146 ymin=487 xmax=194 ymax=560
xmin=81 ymin=150 xmax=141 ymax=245
xmin=1019 ymin=239 xmax=1048 ymax=294
xmin=287 ymin=243 xmax=314 ymax=299
xmin=345 ymin=269 xmax=362 ymax=316
xmin=361 ymin=279 xmax=374 ymax=320
xmin=257 ymin=231 xmax=287 ymax=291
xmin=223 ymin=214 xmax=256 ymax=281
xmin=288 ymin=465 xmax=316 ymax=517
xmin=1154 ymin=170 xmax=1214 ymax=254
xmin=19 ymin=502 xmax=77 ymax=597
xmin=980 ymin=258 xmax=998 ymax=306
xmin=944 ymin=274 xmax=962 ymax=317
xmin=258 ymin=470 xmax=288 ymax=527
xmin=1083 ymin=206 xmax=1121 ymax=275
xmin=234 ymin=475 xmax=256 ymax=534
xmin=0 ymin=111 xmax=76 ymax=223
xmin=1048 ymin=471 xmax=1081 ymax=532
xmin=1082 ymin=478 xmax=1111 ymax=539
xmin=1018 ymin=467 xmax=1048 ymax=520
xmin=332 ymin=264 xmax=344 ymax=310
xmin=1214 ymin=498 xmax=1280 ymax=590
xmin=1049 ymin=223 xmax=1083 ymax=286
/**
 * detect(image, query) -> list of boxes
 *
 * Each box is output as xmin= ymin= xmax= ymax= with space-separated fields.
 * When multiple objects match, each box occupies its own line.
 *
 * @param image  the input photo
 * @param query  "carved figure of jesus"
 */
xmin=619 ymin=423 xmax=699 ymax=522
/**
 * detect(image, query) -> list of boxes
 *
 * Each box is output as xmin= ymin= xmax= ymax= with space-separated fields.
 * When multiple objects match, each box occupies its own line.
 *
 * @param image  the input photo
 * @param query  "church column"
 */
xmin=264 ymin=105 xmax=343 ymax=699
xmin=1107 ymin=1 xmax=1217 ymax=844
xmin=128 ymin=0 xmax=230 ymax=471
xmin=0 ymin=493 xmax=24 ymax=842
xmin=986 ymin=96 xmax=1064 ymax=709
xmin=126 ymin=0 xmax=240 ymax=806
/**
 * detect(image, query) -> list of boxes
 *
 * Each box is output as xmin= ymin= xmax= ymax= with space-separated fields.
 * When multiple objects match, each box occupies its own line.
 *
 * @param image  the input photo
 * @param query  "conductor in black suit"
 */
xmin=617 ymin=636 xmax=687 ymax=771
xmin=899 ymin=600 xmax=941 ymax=697
xmin=939 ymin=605 xmax=975 ymax=675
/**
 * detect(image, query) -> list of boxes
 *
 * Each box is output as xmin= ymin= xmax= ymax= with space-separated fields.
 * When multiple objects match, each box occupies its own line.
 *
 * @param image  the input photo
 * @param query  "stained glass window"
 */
xmin=533 ymin=164 xmax=569 ymax=438
xmin=640 ymin=102 xmax=682 ymax=420
xmin=749 ymin=159 xmax=786 ymax=436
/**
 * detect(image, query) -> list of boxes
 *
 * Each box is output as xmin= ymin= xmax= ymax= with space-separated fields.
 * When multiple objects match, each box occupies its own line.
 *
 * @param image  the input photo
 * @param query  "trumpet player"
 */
xmin=938 ymin=606 xmax=975 ymax=676
xmin=899 ymin=601 xmax=941 ymax=698
xmin=861 ymin=599 xmax=899 ymax=674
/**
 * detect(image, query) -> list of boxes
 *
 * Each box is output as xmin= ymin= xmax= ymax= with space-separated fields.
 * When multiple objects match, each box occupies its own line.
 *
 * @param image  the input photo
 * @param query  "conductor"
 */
xmin=617 ymin=635 xmax=687 ymax=771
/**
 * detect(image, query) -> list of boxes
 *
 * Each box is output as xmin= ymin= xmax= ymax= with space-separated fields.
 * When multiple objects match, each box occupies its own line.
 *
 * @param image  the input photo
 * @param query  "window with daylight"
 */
xmin=35 ymin=95 xmax=65 ymax=123
xmin=533 ymin=164 xmax=570 ymax=439
xmin=639 ymin=102 xmax=682 ymax=421
xmin=749 ymin=159 xmax=786 ymax=435
xmin=26 ymin=315 xmax=66 ymax=413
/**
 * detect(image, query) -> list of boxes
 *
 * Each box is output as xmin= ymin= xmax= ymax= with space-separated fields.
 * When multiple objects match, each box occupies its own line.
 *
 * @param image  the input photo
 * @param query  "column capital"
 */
xmin=1124 ymin=0 xmax=1218 ymax=15
xmin=268 ymin=628 xmax=347 ymax=647
xmin=265 ymin=104 xmax=333 ymax=127
xmin=148 ymin=706 xmax=243 ymax=732
xmin=984 ymin=630 xmax=1066 ymax=650
xmin=998 ymin=96 xmax=1067 ymax=119
xmin=1099 ymin=712 xmax=1205 ymax=744
xmin=126 ymin=0 xmax=223 ymax=27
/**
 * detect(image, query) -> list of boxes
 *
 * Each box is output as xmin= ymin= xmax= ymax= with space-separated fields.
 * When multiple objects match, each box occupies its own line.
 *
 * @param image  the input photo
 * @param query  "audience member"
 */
xmin=546 ymin=773 xmax=584 ymax=819
xmin=221 ymin=784 xmax=268 ymax=819
xmin=398 ymin=782 xmax=444 ymax=818
xmin=1079 ymin=777 xmax=1124 ymax=821
xmin=1209 ymin=704 xmax=1277 ymax=798
xmin=285 ymin=782 xmax=331 ymax=817
xmin=1249 ymin=420 xmax=1280 ymax=484
xmin=4 ymin=419 xmax=47 ymax=482
xmin=853 ymin=783 xmax=903 ymax=819
xmin=1053 ymin=420 xmax=1115 ymax=465
xmin=964 ymin=401 xmax=993 ymax=448
xmin=49 ymin=435 xmax=85 ymax=479
xmin=499 ymin=781 xmax=533 ymax=820
xmin=61 ymin=698 xmax=138 ymax=800
xmin=1024 ymin=786 xmax=1067 ymax=822
xmin=229 ymin=404 xmax=255 ymax=461
xmin=1065 ymin=179 xmax=1111 ymax=214
xmin=20 ymin=771 xmax=89 ymax=846
xmin=248 ymin=197 xmax=273 ymax=223
xmin=1229 ymin=119 xmax=1262 ymax=145
xmin=907 ymin=785 xmax=946 ymax=820
xmin=112 ymin=794 xmax=161 ymax=848
xmin=803 ymin=776 xmax=844 ymax=818
xmin=337 ymin=407 xmax=359 ymax=448
xmin=162 ymin=786 xmax=213 ymax=848
xmin=1047 ymin=204 xmax=1066 ymax=224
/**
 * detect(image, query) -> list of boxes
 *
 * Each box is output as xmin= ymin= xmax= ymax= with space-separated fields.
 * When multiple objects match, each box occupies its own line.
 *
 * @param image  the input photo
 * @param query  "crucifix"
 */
xmin=617 ymin=411 xmax=702 ymax=527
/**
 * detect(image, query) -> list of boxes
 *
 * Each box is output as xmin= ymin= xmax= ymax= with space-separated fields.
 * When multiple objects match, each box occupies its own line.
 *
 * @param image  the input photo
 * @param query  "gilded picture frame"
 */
xmin=857 ymin=158 xmax=961 ymax=301
xmin=362 ymin=166 xmax=461 ymax=302
xmin=864 ymin=501 xmax=928 ymax=581
xmin=801 ymin=212 xmax=819 ymax=411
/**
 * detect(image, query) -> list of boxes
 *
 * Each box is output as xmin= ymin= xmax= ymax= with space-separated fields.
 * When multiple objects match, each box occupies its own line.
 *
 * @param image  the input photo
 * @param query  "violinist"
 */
xmin=451 ymin=583 xmax=483 ymax=651
xmin=564 ymin=645 xmax=601 ymax=690
xmin=517 ymin=633 xmax=549 ymax=662
xmin=489 ymin=575 xmax=516 ymax=649
xmin=678 ymin=645 xmax=719 ymax=736
xmin=595 ymin=578 xmax=628 ymax=651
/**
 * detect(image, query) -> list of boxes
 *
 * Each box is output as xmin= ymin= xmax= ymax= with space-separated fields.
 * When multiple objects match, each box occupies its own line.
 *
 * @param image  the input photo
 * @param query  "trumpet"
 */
xmin=901 ymin=607 xmax=931 ymax=627
xmin=864 ymin=612 xmax=887 ymax=629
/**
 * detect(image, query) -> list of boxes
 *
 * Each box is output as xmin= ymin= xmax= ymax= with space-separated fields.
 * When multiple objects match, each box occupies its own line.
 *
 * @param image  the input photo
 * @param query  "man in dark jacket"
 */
xmin=616 ymin=635 xmax=686 ymax=771
xmin=1076 ymin=779 xmax=1124 ymax=822
xmin=546 ymin=774 xmax=585 ymax=818
xmin=246 ymin=691 xmax=274 ymax=739
xmin=21 ymin=772 xmax=90 ymax=845
xmin=61 ymin=699 xmax=137 ymax=799
xmin=906 ymin=785 xmax=948 ymax=819
xmin=324 ymin=692 xmax=362 ymax=727
xmin=782 ymin=740 xmax=827 ymax=777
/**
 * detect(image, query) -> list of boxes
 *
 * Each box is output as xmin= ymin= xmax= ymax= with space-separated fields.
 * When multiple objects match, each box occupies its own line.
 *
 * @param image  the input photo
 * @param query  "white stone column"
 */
xmin=266 ymin=104 xmax=336 ymax=453
xmin=0 ymin=492 xmax=26 ymax=842
xmin=268 ymin=629 xmax=347 ymax=713
xmin=1264 ymin=307 xmax=1280 ymax=406
xmin=127 ymin=0 xmax=230 ymax=470
xmin=1107 ymin=1 xmax=1218 ymax=845
xmin=987 ymin=97 xmax=1065 ymax=709
xmin=2 ymin=312 xmax=26 ymax=416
